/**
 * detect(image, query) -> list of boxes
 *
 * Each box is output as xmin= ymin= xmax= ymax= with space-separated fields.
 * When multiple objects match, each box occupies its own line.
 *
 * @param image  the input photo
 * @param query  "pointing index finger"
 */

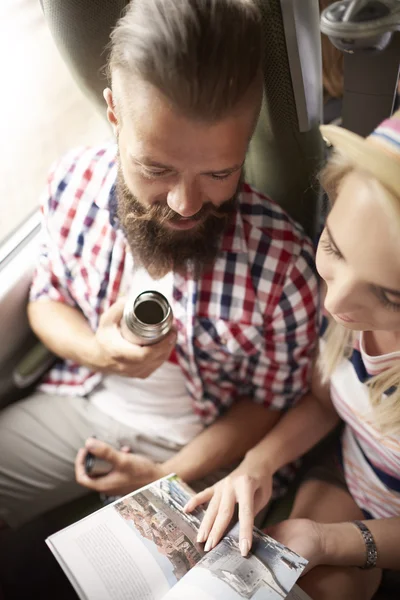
xmin=236 ymin=478 xmax=256 ymax=556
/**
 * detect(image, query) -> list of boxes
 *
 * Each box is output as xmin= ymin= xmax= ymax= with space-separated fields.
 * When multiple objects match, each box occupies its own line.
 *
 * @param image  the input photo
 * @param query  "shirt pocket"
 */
xmin=193 ymin=317 xmax=264 ymax=364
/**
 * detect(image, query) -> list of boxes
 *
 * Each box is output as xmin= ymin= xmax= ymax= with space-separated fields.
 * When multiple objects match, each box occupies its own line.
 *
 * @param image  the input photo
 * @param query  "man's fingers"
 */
xmin=74 ymin=448 xmax=101 ymax=490
xmin=109 ymin=328 xmax=177 ymax=363
xmin=85 ymin=438 xmax=119 ymax=464
xmin=236 ymin=477 xmax=256 ymax=556
xmin=75 ymin=447 xmax=87 ymax=480
xmin=184 ymin=487 xmax=214 ymax=513
xmin=101 ymin=298 xmax=126 ymax=325
xmin=142 ymin=330 xmax=177 ymax=358
xmin=205 ymin=490 xmax=236 ymax=552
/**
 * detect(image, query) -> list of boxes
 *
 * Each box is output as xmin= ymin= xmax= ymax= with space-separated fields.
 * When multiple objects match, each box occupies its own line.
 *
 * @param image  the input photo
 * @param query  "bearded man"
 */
xmin=0 ymin=0 xmax=317 ymax=528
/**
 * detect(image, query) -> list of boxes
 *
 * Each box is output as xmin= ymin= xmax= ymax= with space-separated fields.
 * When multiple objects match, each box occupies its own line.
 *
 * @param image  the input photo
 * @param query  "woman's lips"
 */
xmin=335 ymin=313 xmax=357 ymax=323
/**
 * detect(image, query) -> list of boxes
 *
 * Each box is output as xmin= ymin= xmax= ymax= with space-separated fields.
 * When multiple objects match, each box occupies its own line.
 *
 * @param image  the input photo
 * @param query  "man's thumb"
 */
xmin=85 ymin=438 xmax=117 ymax=463
xmin=101 ymin=298 xmax=126 ymax=326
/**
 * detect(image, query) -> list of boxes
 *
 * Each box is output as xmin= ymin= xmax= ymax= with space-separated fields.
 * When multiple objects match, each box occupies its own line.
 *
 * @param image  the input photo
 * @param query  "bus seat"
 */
xmin=0 ymin=214 xmax=55 ymax=411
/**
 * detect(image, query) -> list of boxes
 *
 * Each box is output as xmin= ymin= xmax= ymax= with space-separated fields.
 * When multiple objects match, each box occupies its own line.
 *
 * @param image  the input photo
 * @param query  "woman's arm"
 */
xmin=323 ymin=517 xmax=400 ymax=570
xmin=267 ymin=516 xmax=400 ymax=573
xmin=244 ymin=375 xmax=339 ymax=477
xmin=186 ymin=367 xmax=340 ymax=553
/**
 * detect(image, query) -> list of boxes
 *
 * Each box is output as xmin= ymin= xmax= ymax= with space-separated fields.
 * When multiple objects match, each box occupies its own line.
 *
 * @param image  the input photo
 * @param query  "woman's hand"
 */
xmin=185 ymin=458 xmax=273 ymax=556
xmin=265 ymin=518 xmax=325 ymax=574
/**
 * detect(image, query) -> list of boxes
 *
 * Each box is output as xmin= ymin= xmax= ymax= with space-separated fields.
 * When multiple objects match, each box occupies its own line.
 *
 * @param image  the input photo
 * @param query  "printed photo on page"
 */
xmin=163 ymin=522 xmax=308 ymax=600
xmin=113 ymin=475 xmax=206 ymax=584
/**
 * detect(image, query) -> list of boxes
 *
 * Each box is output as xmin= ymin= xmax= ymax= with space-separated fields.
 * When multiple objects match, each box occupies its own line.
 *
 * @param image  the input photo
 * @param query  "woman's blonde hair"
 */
xmin=319 ymin=152 xmax=400 ymax=433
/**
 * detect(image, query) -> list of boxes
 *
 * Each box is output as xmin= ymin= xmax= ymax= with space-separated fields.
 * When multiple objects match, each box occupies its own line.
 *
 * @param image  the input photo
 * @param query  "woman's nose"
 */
xmin=324 ymin=276 xmax=363 ymax=316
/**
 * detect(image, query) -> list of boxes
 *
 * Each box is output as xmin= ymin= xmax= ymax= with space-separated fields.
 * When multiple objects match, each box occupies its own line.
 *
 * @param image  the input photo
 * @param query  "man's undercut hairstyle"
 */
xmin=108 ymin=0 xmax=263 ymax=120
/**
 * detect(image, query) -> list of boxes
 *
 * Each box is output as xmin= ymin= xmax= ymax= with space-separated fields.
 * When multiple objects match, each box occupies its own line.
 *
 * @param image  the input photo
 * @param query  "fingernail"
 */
xmin=240 ymin=539 xmax=250 ymax=557
xmin=197 ymin=529 xmax=206 ymax=543
xmin=204 ymin=538 xmax=213 ymax=552
xmin=85 ymin=438 xmax=98 ymax=450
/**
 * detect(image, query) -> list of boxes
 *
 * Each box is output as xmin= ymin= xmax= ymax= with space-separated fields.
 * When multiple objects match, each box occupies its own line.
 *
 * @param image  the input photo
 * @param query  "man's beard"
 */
xmin=116 ymin=166 xmax=238 ymax=279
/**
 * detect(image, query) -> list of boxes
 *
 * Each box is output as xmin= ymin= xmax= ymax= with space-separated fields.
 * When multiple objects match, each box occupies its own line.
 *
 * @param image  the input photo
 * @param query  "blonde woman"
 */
xmin=185 ymin=111 xmax=400 ymax=599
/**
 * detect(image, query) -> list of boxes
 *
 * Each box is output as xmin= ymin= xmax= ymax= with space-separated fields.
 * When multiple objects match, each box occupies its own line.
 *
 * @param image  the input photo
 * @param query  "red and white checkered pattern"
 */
xmin=31 ymin=144 xmax=319 ymax=425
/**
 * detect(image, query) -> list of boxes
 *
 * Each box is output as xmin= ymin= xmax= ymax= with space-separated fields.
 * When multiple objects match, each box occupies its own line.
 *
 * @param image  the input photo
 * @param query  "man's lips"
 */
xmin=165 ymin=217 xmax=202 ymax=231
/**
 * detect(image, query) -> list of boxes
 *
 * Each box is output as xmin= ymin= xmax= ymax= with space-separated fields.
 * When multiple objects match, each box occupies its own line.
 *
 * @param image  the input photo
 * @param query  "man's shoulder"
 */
xmin=238 ymin=182 xmax=313 ymax=255
xmin=44 ymin=143 xmax=117 ymax=218
xmin=234 ymin=184 xmax=317 ymax=305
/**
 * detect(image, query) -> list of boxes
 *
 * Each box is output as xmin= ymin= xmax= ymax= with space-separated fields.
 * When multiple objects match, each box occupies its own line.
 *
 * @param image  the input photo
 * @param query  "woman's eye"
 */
xmin=320 ymin=236 xmax=342 ymax=260
xmin=375 ymin=288 xmax=400 ymax=312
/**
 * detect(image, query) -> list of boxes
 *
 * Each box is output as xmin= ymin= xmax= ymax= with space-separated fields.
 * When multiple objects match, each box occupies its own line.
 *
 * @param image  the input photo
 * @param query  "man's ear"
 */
xmin=103 ymin=88 xmax=119 ymax=135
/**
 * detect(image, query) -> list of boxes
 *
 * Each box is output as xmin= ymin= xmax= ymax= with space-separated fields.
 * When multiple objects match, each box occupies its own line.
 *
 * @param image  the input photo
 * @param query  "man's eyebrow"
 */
xmin=134 ymin=157 xmax=174 ymax=169
xmin=202 ymin=162 xmax=244 ymax=176
xmin=134 ymin=157 xmax=244 ymax=175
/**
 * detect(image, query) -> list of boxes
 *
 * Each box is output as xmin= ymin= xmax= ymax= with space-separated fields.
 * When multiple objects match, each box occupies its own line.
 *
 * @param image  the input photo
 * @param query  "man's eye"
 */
xmin=210 ymin=172 xmax=231 ymax=180
xmin=142 ymin=168 xmax=170 ymax=178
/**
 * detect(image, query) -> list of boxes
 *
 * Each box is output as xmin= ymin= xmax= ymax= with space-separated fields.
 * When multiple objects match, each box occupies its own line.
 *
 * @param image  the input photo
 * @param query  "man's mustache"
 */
xmin=131 ymin=200 xmax=230 ymax=225
xmin=117 ymin=165 xmax=238 ymax=228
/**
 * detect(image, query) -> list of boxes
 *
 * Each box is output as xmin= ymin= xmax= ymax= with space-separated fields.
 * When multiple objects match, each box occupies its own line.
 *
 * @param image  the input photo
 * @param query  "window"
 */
xmin=0 ymin=0 xmax=110 ymax=244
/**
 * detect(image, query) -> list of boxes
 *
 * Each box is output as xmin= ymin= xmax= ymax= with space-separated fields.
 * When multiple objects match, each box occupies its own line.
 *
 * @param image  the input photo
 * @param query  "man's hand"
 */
xmin=184 ymin=457 xmax=273 ymax=556
xmin=265 ymin=519 xmax=325 ymax=575
xmin=91 ymin=298 xmax=176 ymax=377
xmin=75 ymin=438 xmax=166 ymax=496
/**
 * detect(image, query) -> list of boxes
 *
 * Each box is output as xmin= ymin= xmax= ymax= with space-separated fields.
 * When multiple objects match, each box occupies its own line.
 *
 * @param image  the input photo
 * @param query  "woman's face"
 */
xmin=316 ymin=170 xmax=400 ymax=331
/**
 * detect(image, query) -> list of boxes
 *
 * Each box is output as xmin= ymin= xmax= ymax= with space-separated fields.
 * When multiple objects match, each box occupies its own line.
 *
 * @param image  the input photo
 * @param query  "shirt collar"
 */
xmin=92 ymin=145 xmax=119 ymax=226
xmin=220 ymin=202 xmax=246 ymax=254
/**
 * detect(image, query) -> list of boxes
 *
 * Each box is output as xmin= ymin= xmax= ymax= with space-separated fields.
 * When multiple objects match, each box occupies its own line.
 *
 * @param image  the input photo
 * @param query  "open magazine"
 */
xmin=47 ymin=474 xmax=312 ymax=600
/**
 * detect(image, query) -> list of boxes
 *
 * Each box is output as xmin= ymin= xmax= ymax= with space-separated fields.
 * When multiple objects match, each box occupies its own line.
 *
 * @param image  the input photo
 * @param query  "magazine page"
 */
xmin=46 ymin=475 xmax=206 ymax=600
xmin=163 ymin=523 xmax=308 ymax=600
xmin=286 ymin=584 xmax=313 ymax=600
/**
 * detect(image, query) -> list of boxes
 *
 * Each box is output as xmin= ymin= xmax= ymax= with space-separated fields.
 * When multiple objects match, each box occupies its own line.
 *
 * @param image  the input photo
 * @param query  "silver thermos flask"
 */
xmin=121 ymin=290 xmax=173 ymax=346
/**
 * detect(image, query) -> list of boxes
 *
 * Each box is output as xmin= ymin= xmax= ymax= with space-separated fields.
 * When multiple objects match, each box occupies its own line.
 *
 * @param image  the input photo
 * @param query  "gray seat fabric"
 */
xmin=40 ymin=0 xmax=324 ymax=238
xmin=40 ymin=0 xmax=129 ymax=113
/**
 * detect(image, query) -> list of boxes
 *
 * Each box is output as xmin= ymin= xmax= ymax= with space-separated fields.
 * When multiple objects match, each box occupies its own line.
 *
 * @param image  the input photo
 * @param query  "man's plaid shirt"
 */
xmin=30 ymin=144 xmax=318 ymax=425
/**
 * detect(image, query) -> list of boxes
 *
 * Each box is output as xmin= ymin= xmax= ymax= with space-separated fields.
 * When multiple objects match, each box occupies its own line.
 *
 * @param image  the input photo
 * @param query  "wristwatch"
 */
xmin=353 ymin=520 xmax=378 ymax=570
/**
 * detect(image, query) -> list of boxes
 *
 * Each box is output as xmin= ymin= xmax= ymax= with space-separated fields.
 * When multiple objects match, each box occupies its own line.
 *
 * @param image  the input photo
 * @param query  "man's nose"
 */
xmin=324 ymin=275 xmax=362 ymax=316
xmin=167 ymin=180 xmax=204 ymax=218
